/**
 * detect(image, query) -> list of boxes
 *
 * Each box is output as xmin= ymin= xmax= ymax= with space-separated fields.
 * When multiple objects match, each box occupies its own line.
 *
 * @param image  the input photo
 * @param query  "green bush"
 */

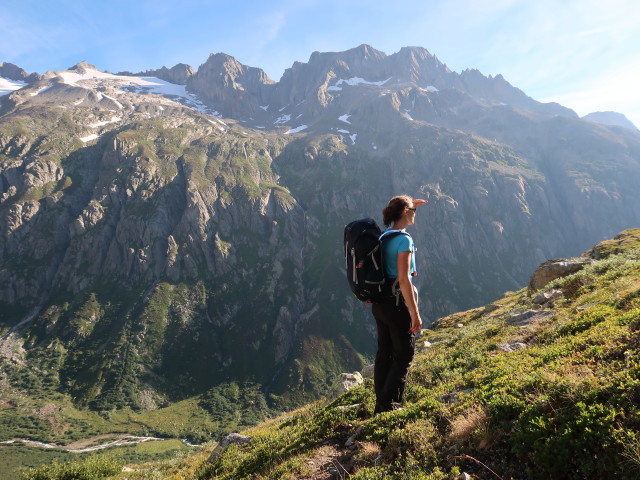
xmin=514 ymin=401 xmax=626 ymax=479
xmin=20 ymin=455 xmax=123 ymax=480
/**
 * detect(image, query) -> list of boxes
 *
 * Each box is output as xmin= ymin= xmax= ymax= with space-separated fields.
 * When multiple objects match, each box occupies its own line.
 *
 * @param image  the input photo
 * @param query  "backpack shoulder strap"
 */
xmin=379 ymin=229 xmax=410 ymax=242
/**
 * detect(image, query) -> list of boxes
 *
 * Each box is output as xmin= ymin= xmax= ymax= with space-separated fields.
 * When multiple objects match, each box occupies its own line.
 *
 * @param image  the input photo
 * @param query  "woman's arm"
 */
xmin=397 ymin=250 xmax=422 ymax=333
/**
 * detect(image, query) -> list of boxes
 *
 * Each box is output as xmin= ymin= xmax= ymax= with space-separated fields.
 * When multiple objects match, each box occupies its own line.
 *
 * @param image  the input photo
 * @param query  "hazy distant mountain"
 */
xmin=583 ymin=111 xmax=638 ymax=131
xmin=1 ymin=45 xmax=639 ymax=414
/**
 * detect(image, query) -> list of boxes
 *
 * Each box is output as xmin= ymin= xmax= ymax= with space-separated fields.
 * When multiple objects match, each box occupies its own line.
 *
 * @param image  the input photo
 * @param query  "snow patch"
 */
xmin=337 ymin=129 xmax=350 ymax=134
xmin=421 ymin=86 xmax=439 ymax=93
xmin=102 ymin=93 xmax=124 ymax=109
xmin=0 ymin=76 xmax=26 ymax=96
xmin=207 ymin=117 xmax=227 ymax=126
xmin=80 ymin=134 xmax=99 ymax=143
xmin=29 ymin=85 xmax=52 ymax=96
xmin=274 ymin=114 xmax=291 ymax=125
xmin=286 ymin=125 xmax=308 ymax=134
xmin=260 ymin=105 xmax=269 ymax=111
xmin=403 ymin=110 xmax=414 ymax=121
xmin=328 ymin=76 xmax=392 ymax=91
xmin=339 ymin=114 xmax=351 ymax=124
xmin=349 ymin=133 xmax=357 ymax=145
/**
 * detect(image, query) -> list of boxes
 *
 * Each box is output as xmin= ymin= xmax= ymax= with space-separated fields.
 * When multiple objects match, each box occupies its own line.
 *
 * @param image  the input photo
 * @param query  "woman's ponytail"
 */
xmin=382 ymin=195 xmax=412 ymax=227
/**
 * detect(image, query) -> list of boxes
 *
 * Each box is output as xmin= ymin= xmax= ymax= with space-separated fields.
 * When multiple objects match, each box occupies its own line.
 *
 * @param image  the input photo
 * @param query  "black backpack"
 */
xmin=344 ymin=218 xmax=404 ymax=303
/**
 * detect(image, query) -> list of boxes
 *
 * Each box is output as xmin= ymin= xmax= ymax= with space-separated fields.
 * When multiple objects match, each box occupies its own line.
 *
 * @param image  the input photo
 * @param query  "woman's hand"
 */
xmin=410 ymin=311 xmax=422 ymax=333
xmin=413 ymin=198 xmax=428 ymax=208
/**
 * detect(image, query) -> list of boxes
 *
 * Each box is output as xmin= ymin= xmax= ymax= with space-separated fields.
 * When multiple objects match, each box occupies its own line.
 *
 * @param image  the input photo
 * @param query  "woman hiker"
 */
xmin=373 ymin=195 xmax=427 ymax=414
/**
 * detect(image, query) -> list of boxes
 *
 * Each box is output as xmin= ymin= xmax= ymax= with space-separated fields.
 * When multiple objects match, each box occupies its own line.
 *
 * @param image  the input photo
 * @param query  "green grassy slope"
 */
xmin=84 ymin=227 xmax=640 ymax=480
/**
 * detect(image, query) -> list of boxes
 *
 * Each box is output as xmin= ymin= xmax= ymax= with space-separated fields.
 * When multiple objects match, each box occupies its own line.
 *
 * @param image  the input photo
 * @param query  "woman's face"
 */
xmin=405 ymin=202 xmax=417 ymax=225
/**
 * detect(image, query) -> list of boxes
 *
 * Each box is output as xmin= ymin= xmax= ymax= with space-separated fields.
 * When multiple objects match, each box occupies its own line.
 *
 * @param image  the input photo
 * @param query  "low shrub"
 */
xmin=20 ymin=455 xmax=123 ymax=480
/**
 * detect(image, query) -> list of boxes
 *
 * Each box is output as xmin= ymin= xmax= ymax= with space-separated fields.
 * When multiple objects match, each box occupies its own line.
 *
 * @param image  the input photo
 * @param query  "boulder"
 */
xmin=498 ymin=342 xmax=527 ymax=352
xmin=529 ymin=258 xmax=592 ymax=290
xmin=207 ymin=433 xmax=253 ymax=463
xmin=532 ymin=289 xmax=564 ymax=306
xmin=327 ymin=372 xmax=364 ymax=401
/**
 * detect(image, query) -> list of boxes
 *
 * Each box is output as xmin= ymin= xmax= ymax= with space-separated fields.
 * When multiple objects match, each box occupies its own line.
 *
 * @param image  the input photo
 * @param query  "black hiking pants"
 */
xmin=372 ymin=300 xmax=416 ymax=413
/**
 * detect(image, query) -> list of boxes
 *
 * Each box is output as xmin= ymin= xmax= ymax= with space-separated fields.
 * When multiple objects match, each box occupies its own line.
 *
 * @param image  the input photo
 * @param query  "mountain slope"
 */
xmin=1 ymin=45 xmax=640 ymax=423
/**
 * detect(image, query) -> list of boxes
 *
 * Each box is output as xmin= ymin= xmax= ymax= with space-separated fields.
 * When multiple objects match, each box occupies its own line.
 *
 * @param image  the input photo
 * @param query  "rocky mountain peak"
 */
xmin=186 ymin=52 xmax=274 ymax=117
xmin=0 ymin=62 xmax=42 ymax=83
xmin=304 ymin=44 xmax=388 ymax=79
xmin=396 ymin=45 xmax=433 ymax=61
xmin=195 ymin=53 xmax=274 ymax=85
xmin=386 ymin=45 xmax=450 ymax=85
xmin=68 ymin=61 xmax=100 ymax=74
xmin=272 ymin=44 xmax=391 ymax=112
xmin=307 ymin=44 xmax=387 ymax=69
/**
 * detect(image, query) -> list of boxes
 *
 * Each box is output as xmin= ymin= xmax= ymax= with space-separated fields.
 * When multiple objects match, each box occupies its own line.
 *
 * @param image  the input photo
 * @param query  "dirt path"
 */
xmin=299 ymin=443 xmax=354 ymax=480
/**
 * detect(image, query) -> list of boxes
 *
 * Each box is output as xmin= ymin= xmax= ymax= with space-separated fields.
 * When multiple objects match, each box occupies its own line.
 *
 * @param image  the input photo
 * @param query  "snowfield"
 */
xmin=0 ymin=76 xmax=27 ymax=96
xmin=56 ymin=65 xmax=214 ymax=115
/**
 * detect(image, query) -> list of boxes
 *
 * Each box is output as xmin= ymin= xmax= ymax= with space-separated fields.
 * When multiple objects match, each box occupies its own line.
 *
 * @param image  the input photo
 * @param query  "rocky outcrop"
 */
xmin=0 ymin=62 xmax=41 ymax=83
xmin=529 ymin=259 xmax=593 ymax=290
xmin=207 ymin=433 xmax=253 ymax=463
xmin=327 ymin=372 xmax=364 ymax=401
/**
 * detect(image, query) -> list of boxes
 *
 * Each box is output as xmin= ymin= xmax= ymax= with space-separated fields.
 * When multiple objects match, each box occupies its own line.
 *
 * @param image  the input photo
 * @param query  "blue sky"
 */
xmin=1 ymin=0 xmax=639 ymax=126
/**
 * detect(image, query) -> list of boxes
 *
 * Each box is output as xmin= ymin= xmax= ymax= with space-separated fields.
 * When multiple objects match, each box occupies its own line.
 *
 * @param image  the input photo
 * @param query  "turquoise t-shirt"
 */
xmin=380 ymin=229 xmax=416 ymax=279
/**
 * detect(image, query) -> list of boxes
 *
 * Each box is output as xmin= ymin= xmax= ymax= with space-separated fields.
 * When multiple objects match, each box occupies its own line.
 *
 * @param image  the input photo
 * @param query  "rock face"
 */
xmin=529 ymin=259 xmax=593 ymax=290
xmin=187 ymin=53 xmax=274 ymax=117
xmin=1 ymin=45 xmax=640 ymax=413
xmin=0 ymin=62 xmax=41 ymax=83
